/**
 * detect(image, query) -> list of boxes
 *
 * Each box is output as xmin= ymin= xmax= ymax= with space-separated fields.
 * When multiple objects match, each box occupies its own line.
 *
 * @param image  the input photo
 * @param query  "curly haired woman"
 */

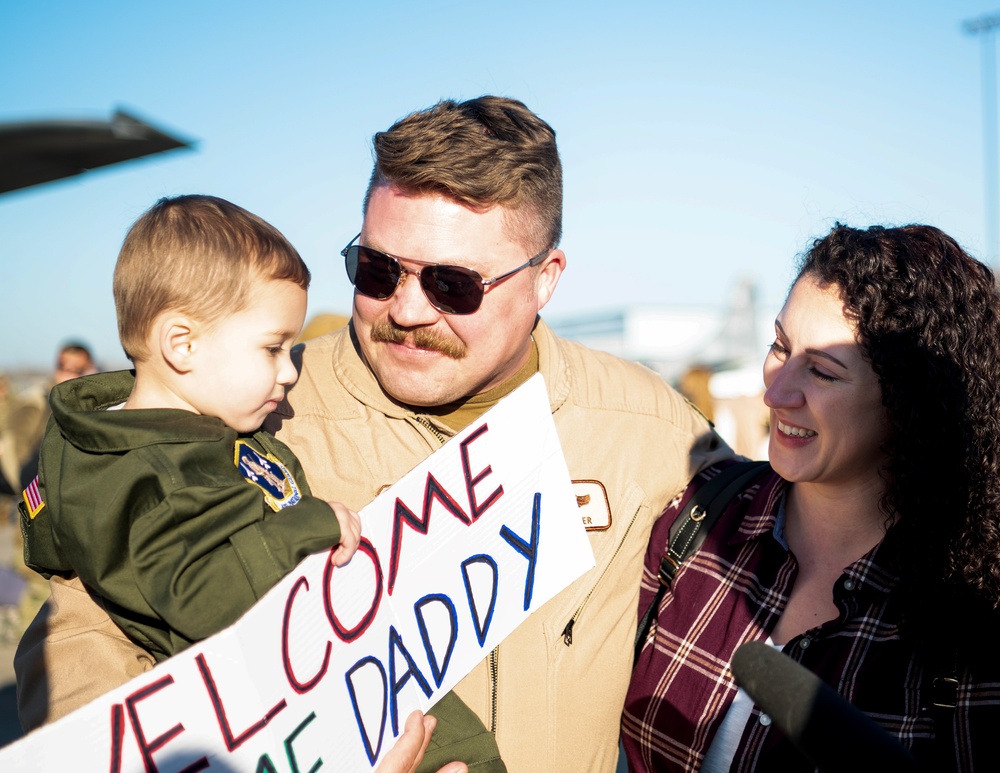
xmin=623 ymin=224 xmax=1000 ymax=772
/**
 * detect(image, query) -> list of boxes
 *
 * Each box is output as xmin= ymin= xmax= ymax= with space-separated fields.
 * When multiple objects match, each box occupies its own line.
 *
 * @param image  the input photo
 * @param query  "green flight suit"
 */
xmin=21 ymin=369 xmax=343 ymax=660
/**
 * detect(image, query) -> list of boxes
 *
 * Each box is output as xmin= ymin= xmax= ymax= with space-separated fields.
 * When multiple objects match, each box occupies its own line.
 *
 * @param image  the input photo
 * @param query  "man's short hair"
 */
xmin=364 ymin=96 xmax=562 ymax=252
xmin=113 ymin=195 xmax=309 ymax=362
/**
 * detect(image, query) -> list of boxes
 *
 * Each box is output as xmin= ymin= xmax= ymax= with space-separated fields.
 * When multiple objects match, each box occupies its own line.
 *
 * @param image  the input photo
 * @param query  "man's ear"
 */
xmin=158 ymin=316 xmax=197 ymax=374
xmin=535 ymin=248 xmax=566 ymax=312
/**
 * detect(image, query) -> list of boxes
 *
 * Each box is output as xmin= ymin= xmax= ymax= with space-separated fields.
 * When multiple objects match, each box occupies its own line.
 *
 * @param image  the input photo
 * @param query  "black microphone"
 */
xmin=731 ymin=640 xmax=919 ymax=772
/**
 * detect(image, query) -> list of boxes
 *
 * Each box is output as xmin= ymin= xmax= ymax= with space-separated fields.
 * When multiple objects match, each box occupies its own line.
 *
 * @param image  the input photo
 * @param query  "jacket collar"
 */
xmin=50 ymin=370 xmax=228 ymax=453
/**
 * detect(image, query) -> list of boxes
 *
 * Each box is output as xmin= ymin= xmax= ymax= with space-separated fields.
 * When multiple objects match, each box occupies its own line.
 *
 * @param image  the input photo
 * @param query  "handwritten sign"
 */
xmin=1 ymin=374 xmax=595 ymax=770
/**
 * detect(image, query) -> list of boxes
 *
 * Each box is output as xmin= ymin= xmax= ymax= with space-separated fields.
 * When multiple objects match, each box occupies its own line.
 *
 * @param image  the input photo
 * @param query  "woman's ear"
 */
xmin=158 ymin=315 xmax=196 ymax=374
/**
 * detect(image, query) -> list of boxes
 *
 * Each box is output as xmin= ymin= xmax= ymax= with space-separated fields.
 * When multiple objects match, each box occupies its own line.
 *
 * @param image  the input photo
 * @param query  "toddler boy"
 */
xmin=19 ymin=194 xmax=360 ymax=659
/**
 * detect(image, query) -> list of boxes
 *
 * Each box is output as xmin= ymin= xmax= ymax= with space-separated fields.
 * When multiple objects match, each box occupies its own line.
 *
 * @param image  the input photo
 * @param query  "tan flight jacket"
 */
xmin=16 ymin=319 xmax=730 ymax=772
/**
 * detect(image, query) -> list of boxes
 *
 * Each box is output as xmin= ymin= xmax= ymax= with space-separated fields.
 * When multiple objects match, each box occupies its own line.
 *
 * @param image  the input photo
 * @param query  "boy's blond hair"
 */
xmin=113 ymin=195 xmax=310 ymax=361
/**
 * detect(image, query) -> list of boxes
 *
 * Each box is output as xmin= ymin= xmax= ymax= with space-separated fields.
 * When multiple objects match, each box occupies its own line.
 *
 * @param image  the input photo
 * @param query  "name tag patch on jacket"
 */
xmin=573 ymin=480 xmax=611 ymax=531
xmin=22 ymin=476 xmax=45 ymax=519
xmin=234 ymin=440 xmax=301 ymax=511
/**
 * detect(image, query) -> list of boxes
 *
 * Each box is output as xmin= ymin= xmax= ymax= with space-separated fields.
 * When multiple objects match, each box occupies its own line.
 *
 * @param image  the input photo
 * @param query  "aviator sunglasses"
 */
xmin=342 ymin=233 xmax=551 ymax=315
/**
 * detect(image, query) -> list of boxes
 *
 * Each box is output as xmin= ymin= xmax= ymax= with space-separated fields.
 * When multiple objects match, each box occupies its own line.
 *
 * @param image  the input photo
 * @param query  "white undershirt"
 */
xmin=700 ymin=638 xmax=783 ymax=773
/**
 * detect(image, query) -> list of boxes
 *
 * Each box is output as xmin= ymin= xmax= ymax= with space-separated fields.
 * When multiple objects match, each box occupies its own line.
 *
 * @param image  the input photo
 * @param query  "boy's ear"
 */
xmin=158 ymin=316 xmax=197 ymax=374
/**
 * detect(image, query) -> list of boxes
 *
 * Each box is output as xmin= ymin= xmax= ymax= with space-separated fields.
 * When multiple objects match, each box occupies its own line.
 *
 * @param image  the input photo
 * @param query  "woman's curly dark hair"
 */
xmin=797 ymin=223 xmax=1000 ymax=642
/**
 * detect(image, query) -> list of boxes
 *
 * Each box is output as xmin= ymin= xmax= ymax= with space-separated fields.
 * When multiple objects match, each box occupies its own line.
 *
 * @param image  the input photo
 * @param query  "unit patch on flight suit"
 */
xmin=22 ymin=476 xmax=45 ymax=519
xmin=234 ymin=440 xmax=301 ymax=511
xmin=573 ymin=480 xmax=611 ymax=531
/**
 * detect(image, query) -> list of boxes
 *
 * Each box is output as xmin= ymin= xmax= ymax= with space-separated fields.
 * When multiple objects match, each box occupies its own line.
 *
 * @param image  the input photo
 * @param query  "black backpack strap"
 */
xmin=926 ymin=642 xmax=958 ymax=771
xmin=634 ymin=461 xmax=771 ymax=665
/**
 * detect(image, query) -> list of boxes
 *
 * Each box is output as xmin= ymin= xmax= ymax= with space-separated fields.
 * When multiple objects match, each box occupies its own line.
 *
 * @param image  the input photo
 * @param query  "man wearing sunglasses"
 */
xmin=18 ymin=96 xmax=729 ymax=771
xmin=266 ymin=96 xmax=730 ymax=771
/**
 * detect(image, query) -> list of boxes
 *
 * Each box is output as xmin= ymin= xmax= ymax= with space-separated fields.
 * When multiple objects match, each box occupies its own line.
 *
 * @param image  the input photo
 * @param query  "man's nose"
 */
xmin=387 ymin=268 xmax=441 ymax=327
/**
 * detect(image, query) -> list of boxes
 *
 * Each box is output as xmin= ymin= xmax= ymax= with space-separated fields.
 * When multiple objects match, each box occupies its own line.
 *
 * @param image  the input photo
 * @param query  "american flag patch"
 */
xmin=23 ymin=476 xmax=45 ymax=519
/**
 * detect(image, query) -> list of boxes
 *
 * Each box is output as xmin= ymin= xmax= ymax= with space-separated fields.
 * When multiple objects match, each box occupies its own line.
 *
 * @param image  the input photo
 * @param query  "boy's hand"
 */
xmin=327 ymin=501 xmax=361 ymax=567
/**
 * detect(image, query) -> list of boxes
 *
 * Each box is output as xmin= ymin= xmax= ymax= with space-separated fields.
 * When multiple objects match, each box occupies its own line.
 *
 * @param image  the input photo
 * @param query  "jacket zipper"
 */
xmin=488 ymin=647 xmax=499 ymax=733
xmin=561 ymin=503 xmax=643 ymax=646
xmin=414 ymin=415 xmax=448 ymax=445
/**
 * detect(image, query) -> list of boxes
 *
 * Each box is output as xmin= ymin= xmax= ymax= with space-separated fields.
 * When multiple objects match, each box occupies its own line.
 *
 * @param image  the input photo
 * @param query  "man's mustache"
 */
xmin=369 ymin=320 xmax=466 ymax=360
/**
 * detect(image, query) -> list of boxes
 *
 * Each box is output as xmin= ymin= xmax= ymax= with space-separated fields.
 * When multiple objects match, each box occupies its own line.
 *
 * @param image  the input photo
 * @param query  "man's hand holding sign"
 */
xmin=3 ymin=375 xmax=594 ymax=770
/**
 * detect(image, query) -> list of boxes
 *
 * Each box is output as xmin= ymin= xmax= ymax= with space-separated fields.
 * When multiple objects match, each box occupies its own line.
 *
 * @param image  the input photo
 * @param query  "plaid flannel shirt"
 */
xmin=622 ymin=463 xmax=1000 ymax=772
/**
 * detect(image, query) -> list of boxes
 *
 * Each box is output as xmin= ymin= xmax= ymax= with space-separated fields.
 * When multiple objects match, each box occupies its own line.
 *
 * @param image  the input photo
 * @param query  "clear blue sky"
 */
xmin=1 ymin=0 xmax=995 ymax=371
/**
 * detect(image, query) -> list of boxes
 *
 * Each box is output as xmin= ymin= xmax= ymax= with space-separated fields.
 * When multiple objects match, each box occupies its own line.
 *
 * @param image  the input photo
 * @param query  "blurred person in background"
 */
xmin=17 ymin=341 xmax=99 ymax=491
xmin=52 ymin=343 xmax=99 ymax=386
xmin=1 ymin=343 xmax=99 ymax=643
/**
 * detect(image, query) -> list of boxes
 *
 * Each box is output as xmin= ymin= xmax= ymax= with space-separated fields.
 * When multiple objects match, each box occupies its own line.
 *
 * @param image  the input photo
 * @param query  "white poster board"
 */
xmin=1 ymin=374 xmax=595 ymax=770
